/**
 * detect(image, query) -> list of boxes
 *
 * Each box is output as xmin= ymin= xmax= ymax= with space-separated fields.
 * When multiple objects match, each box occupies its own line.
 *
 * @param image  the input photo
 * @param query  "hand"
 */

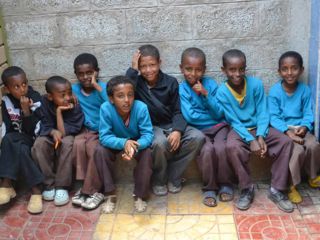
xmin=123 ymin=140 xmax=139 ymax=160
xmin=20 ymin=96 xmax=32 ymax=116
xmin=249 ymin=139 xmax=262 ymax=157
xmin=286 ymin=129 xmax=304 ymax=145
xmin=192 ymin=81 xmax=208 ymax=96
xmin=91 ymin=71 xmax=102 ymax=92
xmin=50 ymin=129 xmax=63 ymax=144
xmin=57 ymin=103 xmax=74 ymax=112
xmin=167 ymin=131 xmax=181 ymax=152
xmin=257 ymin=136 xmax=267 ymax=158
xmin=294 ymin=126 xmax=307 ymax=138
xmin=132 ymin=50 xmax=141 ymax=70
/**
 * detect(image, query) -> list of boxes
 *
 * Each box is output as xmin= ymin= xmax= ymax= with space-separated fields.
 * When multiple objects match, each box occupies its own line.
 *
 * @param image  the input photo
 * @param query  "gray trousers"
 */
xmin=31 ymin=136 xmax=74 ymax=189
xmin=152 ymin=125 xmax=205 ymax=186
xmin=290 ymin=132 xmax=320 ymax=186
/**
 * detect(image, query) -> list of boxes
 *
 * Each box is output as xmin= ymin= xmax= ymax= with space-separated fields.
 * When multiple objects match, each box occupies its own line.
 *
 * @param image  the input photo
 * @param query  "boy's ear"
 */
xmin=179 ymin=64 xmax=183 ymax=72
xmin=3 ymin=86 xmax=9 ymax=94
xmin=47 ymin=93 xmax=53 ymax=101
xmin=221 ymin=66 xmax=226 ymax=74
xmin=108 ymin=96 xmax=114 ymax=104
xmin=301 ymin=66 xmax=305 ymax=74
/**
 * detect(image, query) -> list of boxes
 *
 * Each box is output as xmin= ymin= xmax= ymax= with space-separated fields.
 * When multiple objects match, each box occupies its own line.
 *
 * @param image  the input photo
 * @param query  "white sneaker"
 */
xmin=152 ymin=185 xmax=168 ymax=196
xmin=168 ymin=182 xmax=182 ymax=193
xmin=81 ymin=192 xmax=104 ymax=210
xmin=72 ymin=189 xmax=86 ymax=206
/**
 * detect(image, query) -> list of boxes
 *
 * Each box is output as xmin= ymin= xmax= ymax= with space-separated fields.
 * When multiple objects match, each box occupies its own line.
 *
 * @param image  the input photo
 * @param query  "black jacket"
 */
xmin=126 ymin=68 xmax=187 ymax=133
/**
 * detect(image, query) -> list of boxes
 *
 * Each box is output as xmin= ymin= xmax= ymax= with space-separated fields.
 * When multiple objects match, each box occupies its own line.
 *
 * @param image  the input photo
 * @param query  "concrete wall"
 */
xmin=0 ymin=0 xmax=311 ymax=93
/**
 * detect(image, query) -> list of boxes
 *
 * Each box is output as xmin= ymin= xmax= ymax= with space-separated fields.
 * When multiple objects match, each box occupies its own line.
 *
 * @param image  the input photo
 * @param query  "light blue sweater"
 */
xmin=99 ymin=100 xmax=153 ymax=150
xmin=217 ymin=76 xmax=269 ymax=142
xmin=179 ymin=76 xmax=224 ymax=130
xmin=72 ymin=81 xmax=108 ymax=132
xmin=268 ymin=80 xmax=314 ymax=132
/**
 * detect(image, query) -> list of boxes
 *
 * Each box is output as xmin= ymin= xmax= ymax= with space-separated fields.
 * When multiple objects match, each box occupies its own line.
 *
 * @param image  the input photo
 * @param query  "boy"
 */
xmin=179 ymin=47 xmax=233 ymax=207
xmin=216 ymin=49 xmax=294 ymax=212
xmin=0 ymin=66 xmax=44 ymax=214
xmin=126 ymin=44 xmax=204 ymax=196
xmin=269 ymin=51 xmax=320 ymax=203
xmin=94 ymin=75 xmax=153 ymax=213
xmin=32 ymin=76 xmax=84 ymax=206
xmin=71 ymin=53 xmax=107 ymax=210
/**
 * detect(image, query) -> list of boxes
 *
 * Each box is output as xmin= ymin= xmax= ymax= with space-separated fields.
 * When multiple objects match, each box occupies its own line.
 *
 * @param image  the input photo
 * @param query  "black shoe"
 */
xmin=236 ymin=186 xmax=254 ymax=210
xmin=268 ymin=189 xmax=294 ymax=213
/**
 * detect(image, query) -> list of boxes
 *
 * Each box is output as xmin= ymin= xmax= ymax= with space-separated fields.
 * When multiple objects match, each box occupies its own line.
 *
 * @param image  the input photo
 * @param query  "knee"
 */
xmin=152 ymin=138 xmax=168 ymax=152
xmin=306 ymin=141 xmax=320 ymax=152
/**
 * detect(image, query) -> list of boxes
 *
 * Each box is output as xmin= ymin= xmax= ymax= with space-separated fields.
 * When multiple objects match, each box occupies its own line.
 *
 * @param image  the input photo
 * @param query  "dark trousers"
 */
xmin=197 ymin=124 xmax=231 ymax=191
xmin=31 ymin=136 xmax=74 ymax=189
xmin=94 ymin=144 xmax=152 ymax=199
xmin=0 ymin=132 xmax=44 ymax=189
xmin=72 ymin=128 xmax=101 ymax=195
xmin=226 ymin=128 xmax=293 ymax=191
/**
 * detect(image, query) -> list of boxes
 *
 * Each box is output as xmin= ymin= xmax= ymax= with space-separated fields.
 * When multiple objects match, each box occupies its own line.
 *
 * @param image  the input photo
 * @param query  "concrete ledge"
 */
xmin=114 ymin=155 xmax=272 ymax=183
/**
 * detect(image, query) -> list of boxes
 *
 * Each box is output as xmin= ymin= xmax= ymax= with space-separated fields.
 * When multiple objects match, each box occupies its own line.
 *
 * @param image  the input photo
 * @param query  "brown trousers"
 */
xmin=197 ymin=124 xmax=232 ymax=191
xmin=72 ymin=128 xmax=102 ymax=195
xmin=31 ymin=136 xmax=74 ymax=189
xmin=226 ymin=128 xmax=293 ymax=191
xmin=290 ymin=132 xmax=320 ymax=186
xmin=94 ymin=144 xmax=153 ymax=199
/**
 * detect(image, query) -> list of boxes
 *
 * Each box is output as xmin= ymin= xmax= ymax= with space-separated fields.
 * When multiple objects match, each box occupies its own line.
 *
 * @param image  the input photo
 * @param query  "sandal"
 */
xmin=101 ymin=195 xmax=116 ymax=214
xmin=218 ymin=185 xmax=234 ymax=202
xmin=288 ymin=185 xmax=302 ymax=204
xmin=28 ymin=194 xmax=43 ymax=214
xmin=202 ymin=191 xmax=217 ymax=207
xmin=309 ymin=176 xmax=320 ymax=188
xmin=134 ymin=197 xmax=147 ymax=212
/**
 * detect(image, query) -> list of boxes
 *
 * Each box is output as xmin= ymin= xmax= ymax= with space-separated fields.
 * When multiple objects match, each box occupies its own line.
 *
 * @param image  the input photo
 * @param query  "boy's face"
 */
xmin=222 ymin=57 xmax=246 ymax=87
xmin=75 ymin=63 xmax=96 ymax=89
xmin=180 ymin=56 xmax=206 ymax=86
xmin=48 ymin=83 xmax=73 ymax=107
xmin=5 ymin=73 xmax=28 ymax=100
xmin=109 ymin=83 xmax=134 ymax=117
xmin=278 ymin=56 xmax=304 ymax=86
xmin=138 ymin=55 xmax=161 ymax=84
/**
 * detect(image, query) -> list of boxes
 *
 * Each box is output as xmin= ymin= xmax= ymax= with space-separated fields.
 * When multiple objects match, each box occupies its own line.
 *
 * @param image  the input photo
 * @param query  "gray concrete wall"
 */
xmin=0 ymin=0 xmax=311 ymax=93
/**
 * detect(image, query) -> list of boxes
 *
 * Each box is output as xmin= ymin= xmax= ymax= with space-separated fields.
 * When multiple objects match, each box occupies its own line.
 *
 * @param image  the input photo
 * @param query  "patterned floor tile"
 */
xmin=165 ymin=214 xmax=237 ymax=240
xmin=110 ymin=214 xmax=166 ymax=240
xmin=0 ymin=193 xmax=100 ymax=240
xmin=235 ymin=214 xmax=312 ymax=239
xmin=168 ymin=182 xmax=233 ymax=215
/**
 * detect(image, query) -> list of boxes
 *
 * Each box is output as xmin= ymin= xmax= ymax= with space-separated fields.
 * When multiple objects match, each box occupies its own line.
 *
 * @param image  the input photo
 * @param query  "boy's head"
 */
xmin=221 ymin=49 xmax=247 ymax=87
xmin=1 ymin=66 xmax=28 ymax=100
xmin=138 ymin=44 xmax=161 ymax=85
xmin=45 ymin=76 xmax=73 ymax=107
xmin=278 ymin=51 xmax=304 ymax=85
xmin=74 ymin=53 xmax=99 ymax=90
xmin=107 ymin=75 xmax=135 ymax=117
xmin=180 ymin=47 xmax=206 ymax=86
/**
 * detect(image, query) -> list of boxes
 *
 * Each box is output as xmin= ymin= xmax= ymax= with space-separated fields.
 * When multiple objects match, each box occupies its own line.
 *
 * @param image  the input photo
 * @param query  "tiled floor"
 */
xmin=1 ymin=182 xmax=320 ymax=240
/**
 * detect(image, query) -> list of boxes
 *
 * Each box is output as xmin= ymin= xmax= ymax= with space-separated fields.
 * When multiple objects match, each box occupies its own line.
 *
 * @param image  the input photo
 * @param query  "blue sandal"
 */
xmin=203 ymin=191 xmax=217 ymax=207
xmin=218 ymin=185 xmax=234 ymax=202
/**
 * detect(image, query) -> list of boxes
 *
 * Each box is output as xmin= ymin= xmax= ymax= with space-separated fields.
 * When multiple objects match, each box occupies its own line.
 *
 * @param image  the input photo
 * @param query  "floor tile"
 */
xmin=235 ymin=214 xmax=311 ymax=239
xmin=168 ymin=182 xmax=233 ymax=215
xmin=165 ymin=214 xmax=237 ymax=240
xmin=110 ymin=214 xmax=165 ymax=240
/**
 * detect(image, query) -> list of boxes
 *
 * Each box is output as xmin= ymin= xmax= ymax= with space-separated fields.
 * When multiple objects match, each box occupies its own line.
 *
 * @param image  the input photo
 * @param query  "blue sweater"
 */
xmin=268 ymin=80 xmax=314 ymax=132
xmin=216 ymin=76 xmax=269 ymax=142
xmin=72 ymin=81 xmax=108 ymax=132
xmin=179 ymin=76 xmax=224 ymax=130
xmin=99 ymin=100 xmax=153 ymax=150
